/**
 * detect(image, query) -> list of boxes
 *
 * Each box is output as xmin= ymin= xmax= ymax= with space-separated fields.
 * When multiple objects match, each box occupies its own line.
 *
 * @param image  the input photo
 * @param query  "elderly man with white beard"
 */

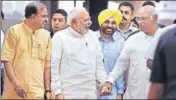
xmin=51 ymin=7 xmax=107 ymax=99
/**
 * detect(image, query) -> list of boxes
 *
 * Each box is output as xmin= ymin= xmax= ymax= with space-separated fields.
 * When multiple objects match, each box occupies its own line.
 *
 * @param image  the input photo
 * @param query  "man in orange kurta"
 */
xmin=1 ymin=2 xmax=53 ymax=99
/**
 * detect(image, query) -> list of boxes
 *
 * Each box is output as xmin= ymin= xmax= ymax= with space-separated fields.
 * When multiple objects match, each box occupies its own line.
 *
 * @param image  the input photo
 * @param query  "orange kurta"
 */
xmin=1 ymin=22 xmax=51 ymax=99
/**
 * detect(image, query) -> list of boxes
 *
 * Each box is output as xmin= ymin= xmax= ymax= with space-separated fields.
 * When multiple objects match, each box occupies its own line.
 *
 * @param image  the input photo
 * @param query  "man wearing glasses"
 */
xmin=136 ymin=5 xmax=163 ymax=70
xmin=100 ymin=5 xmax=161 ymax=99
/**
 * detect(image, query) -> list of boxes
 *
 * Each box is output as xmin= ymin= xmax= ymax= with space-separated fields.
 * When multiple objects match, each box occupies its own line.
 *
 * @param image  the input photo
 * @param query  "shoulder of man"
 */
xmin=126 ymin=30 xmax=145 ymax=42
xmin=158 ymin=23 xmax=165 ymax=28
xmin=159 ymin=24 xmax=176 ymax=42
xmin=37 ymin=28 xmax=50 ymax=37
xmin=8 ymin=23 xmax=22 ymax=32
xmin=125 ymin=28 xmax=143 ymax=41
xmin=130 ymin=26 xmax=138 ymax=32
xmin=162 ymin=24 xmax=176 ymax=34
xmin=127 ymin=29 xmax=141 ymax=39
xmin=87 ymin=29 xmax=100 ymax=39
xmin=88 ymin=29 xmax=96 ymax=34
xmin=51 ymin=28 xmax=70 ymax=41
xmin=5 ymin=23 xmax=22 ymax=39
xmin=88 ymin=29 xmax=100 ymax=37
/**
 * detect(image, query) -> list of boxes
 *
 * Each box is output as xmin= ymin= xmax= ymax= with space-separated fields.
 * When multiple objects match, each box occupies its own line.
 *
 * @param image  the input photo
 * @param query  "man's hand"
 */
xmin=55 ymin=93 xmax=64 ymax=100
xmin=100 ymin=82 xmax=112 ymax=96
xmin=4 ymin=61 xmax=27 ymax=98
xmin=12 ymin=81 xmax=27 ymax=98
xmin=116 ymin=94 xmax=123 ymax=100
xmin=146 ymin=59 xmax=153 ymax=70
xmin=45 ymin=91 xmax=55 ymax=100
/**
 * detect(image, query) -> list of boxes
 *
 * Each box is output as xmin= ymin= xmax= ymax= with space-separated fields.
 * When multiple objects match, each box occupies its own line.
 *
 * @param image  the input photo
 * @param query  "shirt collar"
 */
xmin=154 ymin=27 xmax=162 ymax=36
xmin=146 ymin=27 xmax=161 ymax=37
xmin=68 ymin=27 xmax=84 ymax=38
xmin=144 ymin=28 xmax=161 ymax=41
xmin=97 ymin=30 xmax=116 ymax=41
xmin=117 ymin=26 xmax=135 ymax=34
xmin=22 ymin=21 xmax=34 ymax=35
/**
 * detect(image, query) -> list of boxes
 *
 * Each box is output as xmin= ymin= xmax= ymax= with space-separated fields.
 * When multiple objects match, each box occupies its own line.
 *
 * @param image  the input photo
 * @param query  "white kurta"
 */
xmin=51 ymin=27 xmax=107 ymax=99
xmin=107 ymin=31 xmax=153 ymax=99
xmin=1 ymin=30 xmax=4 ymax=51
xmin=1 ymin=30 xmax=4 ymax=69
xmin=145 ymin=28 xmax=162 ymax=60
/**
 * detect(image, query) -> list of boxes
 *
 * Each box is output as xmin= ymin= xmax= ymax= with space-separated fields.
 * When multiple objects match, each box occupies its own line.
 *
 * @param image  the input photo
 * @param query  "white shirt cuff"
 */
xmin=106 ymin=76 xmax=115 ymax=84
xmin=54 ymin=88 xmax=62 ymax=96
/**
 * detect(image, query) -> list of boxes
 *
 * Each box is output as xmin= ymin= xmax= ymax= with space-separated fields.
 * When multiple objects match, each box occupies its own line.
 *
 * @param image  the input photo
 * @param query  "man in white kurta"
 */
xmin=106 ymin=31 xmax=153 ymax=99
xmin=51 ymin=8 xmax=107 ymax=99
xmin=145 ymin=28 xmax=162 ymax=60
xmin=100 ymin=6 xmax=161 ymax=99
xmin=145 ymin=28 xmax=162 ymax=69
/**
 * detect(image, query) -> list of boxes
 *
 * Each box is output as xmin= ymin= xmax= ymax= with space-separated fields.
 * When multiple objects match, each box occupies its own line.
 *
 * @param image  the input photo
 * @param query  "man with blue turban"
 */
xmin=96 ymin=9 xmax=125 ymax=99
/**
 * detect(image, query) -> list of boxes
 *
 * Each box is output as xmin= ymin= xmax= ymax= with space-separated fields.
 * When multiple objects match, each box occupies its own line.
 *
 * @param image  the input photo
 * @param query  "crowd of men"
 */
xmin=1 ymin=1 xmax=176 ymax=99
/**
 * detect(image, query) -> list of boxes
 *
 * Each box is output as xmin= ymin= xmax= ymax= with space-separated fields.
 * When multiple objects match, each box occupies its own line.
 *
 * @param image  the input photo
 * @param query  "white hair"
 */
xmin=143 ymin=5 xmax=159 ymax=21
xmin=67 ymin=7 xmax=87 ymax=26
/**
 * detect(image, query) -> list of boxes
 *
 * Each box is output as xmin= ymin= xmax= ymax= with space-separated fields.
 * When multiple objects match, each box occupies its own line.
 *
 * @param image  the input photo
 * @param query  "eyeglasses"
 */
xmin=135 ymin=16 xmax=152 ymax=22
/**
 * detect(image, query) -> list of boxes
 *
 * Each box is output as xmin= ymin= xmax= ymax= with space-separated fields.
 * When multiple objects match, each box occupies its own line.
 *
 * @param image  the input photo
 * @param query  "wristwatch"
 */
xmin=44 ymin=90 xmax=51 ymax=100
xmin=106 ymin=81 xmax=112 ymax=85
xmin=45 ymin=90 xmax=51 ymax=94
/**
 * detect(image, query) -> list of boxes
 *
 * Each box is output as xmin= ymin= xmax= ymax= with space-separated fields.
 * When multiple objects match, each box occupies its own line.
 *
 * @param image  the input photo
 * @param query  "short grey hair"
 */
xmin=143 ymin=5 xmax=158 ymax=21
xmin=67 ymin=7 xmax=87 ymax=26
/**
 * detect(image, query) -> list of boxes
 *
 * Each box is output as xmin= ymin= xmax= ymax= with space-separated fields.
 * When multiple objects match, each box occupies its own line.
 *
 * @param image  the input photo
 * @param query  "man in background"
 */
xmin=50 ymin=9 xmax=68 ymax=38
xmin=117 ymin=2 xmax=138 ymax=40
xmin=116 ymin=1 xmax=139 ymax=88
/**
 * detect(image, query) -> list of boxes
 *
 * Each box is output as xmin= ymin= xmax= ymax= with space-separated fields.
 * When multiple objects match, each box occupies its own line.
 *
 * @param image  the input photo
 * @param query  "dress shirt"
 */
xmin=96 ymin=31 xmax=125 ymax=99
